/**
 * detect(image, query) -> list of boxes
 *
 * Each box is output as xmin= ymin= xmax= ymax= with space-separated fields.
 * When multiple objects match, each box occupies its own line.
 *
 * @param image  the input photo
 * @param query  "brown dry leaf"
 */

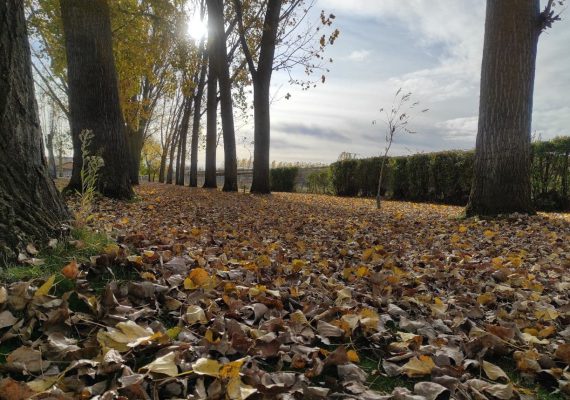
xmin=482 ymin=360 xmax=509 ymax=382
xmin=0 ymin=378 xmax=35 ymax=400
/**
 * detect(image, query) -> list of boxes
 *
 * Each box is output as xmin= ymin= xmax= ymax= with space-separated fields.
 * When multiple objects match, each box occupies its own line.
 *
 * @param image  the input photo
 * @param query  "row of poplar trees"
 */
xmin=0 ymin=0 xmax=564 ymax=258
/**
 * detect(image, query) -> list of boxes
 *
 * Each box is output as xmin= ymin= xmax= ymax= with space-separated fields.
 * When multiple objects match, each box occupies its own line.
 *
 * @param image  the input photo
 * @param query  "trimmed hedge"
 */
xmin=331 ymin=138 xmax=570 ymax=210
xmin=270 ymin=167 xmax=298 ymax=192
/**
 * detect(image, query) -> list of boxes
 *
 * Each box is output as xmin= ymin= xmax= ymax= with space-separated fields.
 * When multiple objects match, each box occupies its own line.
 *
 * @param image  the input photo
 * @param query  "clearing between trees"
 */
xmin=1 ymin=183 xmax=569 ymax=399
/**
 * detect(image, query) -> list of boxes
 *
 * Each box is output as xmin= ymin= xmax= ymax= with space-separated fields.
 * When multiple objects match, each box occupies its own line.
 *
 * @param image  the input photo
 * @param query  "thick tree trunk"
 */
xmin=466 ymin=0 xmax=539 ymax=216
xmin=249 ymin=0 xmax=281 ymax=194
xmin=190 ymin=44 xmax=207 ymax=187
xmin=0 ymin=1 xmax=70 ymax=259
xmin=208 ymin=0 xmax=238 ymax=192
xmin=250 ymin=79 xmax=272 ymax=193
xmin=176 ymin=99 xmax=192 ymax=186
xmin=60 ymin=0 xmax=133 ymax=199
xmin=204 ymin=51 xmax=218 ymax=188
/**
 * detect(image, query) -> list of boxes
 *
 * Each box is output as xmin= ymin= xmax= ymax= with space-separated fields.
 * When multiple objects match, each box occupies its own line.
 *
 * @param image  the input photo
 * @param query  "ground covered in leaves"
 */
xmin=1 ymin=183 xmax=570 ymax=400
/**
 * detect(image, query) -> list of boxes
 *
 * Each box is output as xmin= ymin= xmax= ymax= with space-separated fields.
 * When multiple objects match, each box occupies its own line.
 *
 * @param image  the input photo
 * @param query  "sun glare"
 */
xmin=187 ymin=14 xmax=207 ymax=40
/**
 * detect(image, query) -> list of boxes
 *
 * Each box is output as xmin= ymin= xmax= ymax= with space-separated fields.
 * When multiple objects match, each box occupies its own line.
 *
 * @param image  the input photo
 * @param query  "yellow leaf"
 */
xmin=35 ymin=275 xmax=56 ymax=297
xmin=362 ymin=248 xmax=374 ymax=261
xmin=347 ymin=350 xmax=360 ymax=363
xmin=401 ymin=355 xmax=435 ymax=377
xmin=484 ymin=230 xmax=496 ymax=238
xmin=356 ymin=266 xmax=369 ymax=278
xmin=477 ymin=292 xmax=495 ymax=305
xmin=166 ymin=326 xmax=182 ymax=340
xmin=142 ymin=352 xmax=178 ymax=376
xmin=184 ymin=268 xmax=210 ymax=289
xmin=220 ymin=358 xmax=246 ymax=380
xmin=191 ymin=227 xmax=201 ymax=236
xmin=103 ymin=243 xmax=120 ymax=257
xmin=535 ymin=308 xmax=559 ymax=321
xmin=192 ymin=358 xmax=221 ymax=377
xmin=538 ymin=326 xmax=556 ymax=338
xmin=458 ymin=225 xmax=468 ymax=233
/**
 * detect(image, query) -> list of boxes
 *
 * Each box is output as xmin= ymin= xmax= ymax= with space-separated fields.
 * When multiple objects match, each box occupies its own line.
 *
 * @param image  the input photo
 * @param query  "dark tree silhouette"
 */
xmin=60 ymin=0 xmax=133 ymax=199
xmin=0 ymin=0 xmax=70 ymax=259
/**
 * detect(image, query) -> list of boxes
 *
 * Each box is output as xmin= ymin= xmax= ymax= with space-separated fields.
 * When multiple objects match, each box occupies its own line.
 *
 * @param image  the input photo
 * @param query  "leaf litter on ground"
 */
xmin=0 ymin=183 xmax=569 ymax=399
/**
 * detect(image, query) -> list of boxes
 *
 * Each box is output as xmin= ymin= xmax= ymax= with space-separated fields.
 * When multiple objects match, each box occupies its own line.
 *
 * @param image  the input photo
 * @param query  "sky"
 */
xmin=243 ymin=0 xmax=570 ymax=165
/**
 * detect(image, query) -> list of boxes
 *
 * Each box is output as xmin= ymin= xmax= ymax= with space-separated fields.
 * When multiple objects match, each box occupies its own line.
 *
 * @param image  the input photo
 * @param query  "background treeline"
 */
xmin=302 ymin=137 xmax=570 ymax=210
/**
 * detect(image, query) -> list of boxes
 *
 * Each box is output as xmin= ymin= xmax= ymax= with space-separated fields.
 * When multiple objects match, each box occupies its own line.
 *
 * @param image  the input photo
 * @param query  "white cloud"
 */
xmin=263 ymin=0 xmax=570 ymax=163
xmin=347 ymin=49 xmax=371 ymax=61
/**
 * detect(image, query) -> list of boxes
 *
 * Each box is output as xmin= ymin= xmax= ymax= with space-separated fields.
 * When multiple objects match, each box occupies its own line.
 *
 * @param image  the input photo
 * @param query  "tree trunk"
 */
xmin=190 ymin=42 xmax=207 ymax=187
xmin=249 ymin=0 xmax=282 ymax=194
xmin=0 ymin=0 xmax=70 ymax=259
xmin=166 ymin=130 xmax=178 ymax=185
xmin=250 ymin=79 xmax=272 ymax=193
xmin=204 ymin=48 xmax=218 ymax=188
xmin=60 ymin=0 xmax=133 ymax=199
xmin=466 ymin=0 xmax=539 ymax=216
xmin=46 ymin=130 xmax=57 ymax=179
xmin=158 ymin=148 xmax=167 ymax=183
xmin=208 ymin=0 xmax=238 ymax=192
xmin=176 ymin=99 xmax=192 ymax=186
xmin=127 ymin=126 xmax=144 ymax=185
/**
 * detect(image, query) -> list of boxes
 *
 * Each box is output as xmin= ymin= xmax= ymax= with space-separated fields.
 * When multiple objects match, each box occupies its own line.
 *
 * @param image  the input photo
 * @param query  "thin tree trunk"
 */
xmin=46 ymin=130 xmax=57 ymax=179
xmin=158 ymin=149 xmax=168 ymax=183
xmin=166 ymin=130 xmax=178 ymax=184
xmin=176 ymin=99 xmax=192 ymax=186
xmin=60 ymin=0 xmax=133 ymax=199
xmin=190 ymin=42 xmax=207 ymax=187
xmin=0 ymin=0 xmax=70 ymax=258
xmin=204 ymin=49 xmax=218 ymax=188
xmin=466 ymin=0 xmax=539 ymax=216
xmin=208 ymin=0 xmax=238 ymax=192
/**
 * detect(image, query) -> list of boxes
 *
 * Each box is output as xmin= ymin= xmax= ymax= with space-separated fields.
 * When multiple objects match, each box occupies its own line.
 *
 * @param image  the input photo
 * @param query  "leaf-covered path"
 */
xmin=1 ymin=183 xmax=569 ymax=399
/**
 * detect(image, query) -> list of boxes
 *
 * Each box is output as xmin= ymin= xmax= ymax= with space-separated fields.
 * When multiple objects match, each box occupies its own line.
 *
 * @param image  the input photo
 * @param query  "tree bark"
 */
xmin=466 ymin=0 xmax=539 ymax=216
xmin=127 ymin=125 xmax=145 ymax=185
xmin=176 ymin=99 xmax=192 ymax=186
xmin=203 ymin=43 xmax=218 ymax=188
xmin=46 ymin=130 xmax=57 ymax=179
xmin=190 ymin=41 xmax=208 ymax=187
xmin=208 ymin=0 xmax=238 ymax=192
xmin=60 ymin=0 xmax=133 ymax=199
xmin=251 ymin=79 xmax=272 ymax=193
xmin=0 ymin=0 xmax=70 ymax=259
xmin=249 ymin=0 xmax=282 ymax=194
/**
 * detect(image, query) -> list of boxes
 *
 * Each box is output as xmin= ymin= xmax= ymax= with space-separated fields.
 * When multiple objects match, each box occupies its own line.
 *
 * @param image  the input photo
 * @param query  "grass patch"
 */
xmin=0 ymin=227 xmax=112 ymax=283
xmin=360 ymin=355 xmax=565 ymax=399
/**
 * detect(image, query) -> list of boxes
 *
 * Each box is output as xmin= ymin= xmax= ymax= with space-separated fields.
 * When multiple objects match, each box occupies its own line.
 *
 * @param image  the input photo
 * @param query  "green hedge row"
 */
xmin=330 ymin=138 xmax=570 ymax=210
xmin=270 ymin=167 xmax=298 ymax=192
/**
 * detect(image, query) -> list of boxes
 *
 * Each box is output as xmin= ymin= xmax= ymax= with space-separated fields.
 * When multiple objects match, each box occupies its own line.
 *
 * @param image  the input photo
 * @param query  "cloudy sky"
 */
xmin=241 ymin=0 xmax=570 ymax=164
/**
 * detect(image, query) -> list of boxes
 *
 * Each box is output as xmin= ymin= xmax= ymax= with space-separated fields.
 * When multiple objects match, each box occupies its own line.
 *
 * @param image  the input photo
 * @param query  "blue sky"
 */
xmin=242 ymin=0 xmax=570 ymax=164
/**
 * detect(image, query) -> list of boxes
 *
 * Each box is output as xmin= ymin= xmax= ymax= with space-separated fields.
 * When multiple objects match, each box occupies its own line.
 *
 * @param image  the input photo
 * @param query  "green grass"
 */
xmin=0 ymin=227 xmax=112 ymax=283
xmin=360 ymin=355 xmax=565 ymax=399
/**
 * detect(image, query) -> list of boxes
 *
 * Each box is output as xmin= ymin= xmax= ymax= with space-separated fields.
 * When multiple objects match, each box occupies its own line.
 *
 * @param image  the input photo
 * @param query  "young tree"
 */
xmin=466 ymin=0 xmax=564 ymax=216
xmin=60 ymin=0 xmax=133 ymax=199
xmin=0 ymin=0 xmax=69 ymax=258
xmin=374 ymin=89 xmax=427 ymax=209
